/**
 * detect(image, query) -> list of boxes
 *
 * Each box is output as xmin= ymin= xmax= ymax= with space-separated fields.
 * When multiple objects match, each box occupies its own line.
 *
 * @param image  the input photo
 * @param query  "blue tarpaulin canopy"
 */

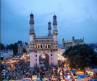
xmin=77 ymin=75 xmax=88 ymax=79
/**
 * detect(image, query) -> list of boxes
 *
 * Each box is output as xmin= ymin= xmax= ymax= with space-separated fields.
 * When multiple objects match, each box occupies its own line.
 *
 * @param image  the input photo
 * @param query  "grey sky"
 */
xmin=1 ymin=0 xmax=97 ymax=44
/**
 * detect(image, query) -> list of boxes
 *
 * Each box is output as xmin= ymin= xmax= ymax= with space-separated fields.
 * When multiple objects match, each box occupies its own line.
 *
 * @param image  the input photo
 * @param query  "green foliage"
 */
xmin=63 ymin=44 xmax=97 ymax=69
xmin=0 ymin=43 xmax=5 ymax=50
xmin=6 ymin=43 xmax=18 ymax=56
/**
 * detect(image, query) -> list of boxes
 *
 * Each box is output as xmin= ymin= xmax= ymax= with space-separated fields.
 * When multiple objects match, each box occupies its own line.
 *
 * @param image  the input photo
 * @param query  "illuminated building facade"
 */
xmin=63 ymin=36 xmax=84 ymax=49
xmin=29 ymin=14 xmax=58 ymax=68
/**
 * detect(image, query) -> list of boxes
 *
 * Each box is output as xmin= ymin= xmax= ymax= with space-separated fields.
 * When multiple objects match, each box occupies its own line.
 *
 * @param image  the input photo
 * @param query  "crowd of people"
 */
xmin=2 ymin=60 xmax=33 ymax=80
xmin=1 ymin=58 xmax=97 ymax=81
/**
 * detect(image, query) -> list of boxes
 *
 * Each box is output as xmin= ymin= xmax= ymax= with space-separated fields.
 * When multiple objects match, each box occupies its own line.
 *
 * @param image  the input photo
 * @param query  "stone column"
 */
xmin=37 ymin=53 xmax=40 ymax=67
xmin=53 ymin=52 xmax=58 ymax=66
xmin=30 ymin=52 xmax=36 ymax=67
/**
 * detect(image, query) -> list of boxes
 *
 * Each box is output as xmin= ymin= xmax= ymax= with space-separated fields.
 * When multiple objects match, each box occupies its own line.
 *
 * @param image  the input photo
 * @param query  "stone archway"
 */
xmin=39 ymin=53 xmax=49 ymax=68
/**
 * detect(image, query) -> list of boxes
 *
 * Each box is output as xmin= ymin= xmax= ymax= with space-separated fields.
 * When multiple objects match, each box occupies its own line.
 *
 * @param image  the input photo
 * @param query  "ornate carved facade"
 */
xmin=29 ymin=14 xmax=58 ymax=68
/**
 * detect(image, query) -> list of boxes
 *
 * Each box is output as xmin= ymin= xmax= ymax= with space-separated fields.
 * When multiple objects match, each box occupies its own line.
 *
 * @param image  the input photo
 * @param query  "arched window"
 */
xmin=48 ymin=44 xmax=51 ymax=48
xmin=41 ymin=44 xmax=42 ymax=48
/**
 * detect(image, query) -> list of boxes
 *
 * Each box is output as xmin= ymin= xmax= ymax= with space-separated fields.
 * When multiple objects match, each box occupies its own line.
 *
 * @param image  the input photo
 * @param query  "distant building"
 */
xmin=18 ymin=42 xmax=23 ymax=55
xmin=17 ymin=41 xmax=28 ymax=55
xmin=0 ymin=50 xmax=13 ymax=60
xmin=29 ymin=14 xmax=58 ymax=68
xmin=62 ymin=36 xmax=84 ymax=49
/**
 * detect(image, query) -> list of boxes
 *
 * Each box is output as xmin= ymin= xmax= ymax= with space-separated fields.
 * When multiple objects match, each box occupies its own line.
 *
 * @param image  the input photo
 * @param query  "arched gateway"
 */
xmin=39 ymin=53 xmax=49 ymax=67
xmin=29 ymin=14 xmax=58 ymax=68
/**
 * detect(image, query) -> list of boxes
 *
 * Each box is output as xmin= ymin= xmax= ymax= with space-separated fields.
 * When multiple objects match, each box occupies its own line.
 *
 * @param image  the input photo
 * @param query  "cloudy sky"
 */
xmin=1 ymin=0 xmax=97 ymax=44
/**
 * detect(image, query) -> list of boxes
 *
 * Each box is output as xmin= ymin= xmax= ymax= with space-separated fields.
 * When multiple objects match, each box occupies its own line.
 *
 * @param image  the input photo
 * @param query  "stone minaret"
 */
xmin=29 ymin=13 xmax=35 ymax=42
xmin=53 ymin=15 xmax=58 ymax=42
xmin=48 ymin=21 xmax=52 ymax=36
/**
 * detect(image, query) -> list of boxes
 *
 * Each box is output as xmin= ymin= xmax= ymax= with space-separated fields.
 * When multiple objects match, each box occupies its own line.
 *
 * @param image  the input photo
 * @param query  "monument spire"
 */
xmin=48 ymin=21 xmax=52 ymax=36
xmin=53 ymin=15 xmax=58 ymax=42
xmin=29 ymin=13 xmax=35 ymax=35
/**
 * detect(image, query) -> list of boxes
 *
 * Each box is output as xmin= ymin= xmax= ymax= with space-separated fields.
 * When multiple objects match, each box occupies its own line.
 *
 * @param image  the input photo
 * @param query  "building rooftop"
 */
xmin=35 ymin=36 xmax=52 ymax=40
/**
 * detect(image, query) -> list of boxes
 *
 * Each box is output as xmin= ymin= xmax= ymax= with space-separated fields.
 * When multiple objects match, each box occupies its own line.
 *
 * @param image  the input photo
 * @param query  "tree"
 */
xmin=23 ymin=48 xmax=27 ymax=53
xmin=63 ymin=44 xmax=97 ymax=69
xmin=6 ymin=43 xmax=18 ymax=56
xmin=0 ymin=43 xmax=5 ymax=50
